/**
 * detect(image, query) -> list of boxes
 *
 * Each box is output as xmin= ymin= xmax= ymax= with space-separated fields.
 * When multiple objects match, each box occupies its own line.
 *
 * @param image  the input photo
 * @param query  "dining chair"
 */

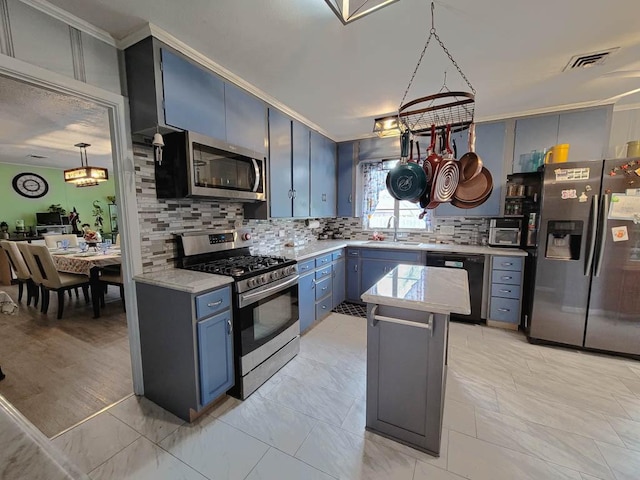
xmin=16 ymin=242 xmax=44 ymax=310
xmin=100 ymin=267 xmax=125 ymax=311
xmin=43 ymin=234 xmax=79 ymax=249
xmin=0 ymin=240 xmax=35 ymax=305
xmin=25 ymin=244 xmax=90 ymax=319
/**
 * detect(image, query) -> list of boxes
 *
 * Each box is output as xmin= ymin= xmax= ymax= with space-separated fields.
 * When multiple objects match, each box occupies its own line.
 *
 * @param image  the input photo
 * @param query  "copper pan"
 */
xmin=453 ymin=167 xmax=493 ymax=204
xmin=458 ymin=123 xmax=483 ymax=182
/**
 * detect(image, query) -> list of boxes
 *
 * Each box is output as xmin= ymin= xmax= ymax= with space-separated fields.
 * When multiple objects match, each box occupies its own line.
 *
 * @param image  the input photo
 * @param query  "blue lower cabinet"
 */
xmin=332 ymin=260 xmax=345 ymax=309
xmin=298 ymin=271 xmax=316 ymax=333
xmin=316 ymin=296 xmax=332 ymax=320
xmin=360 ymin=260 xmax=391 ymax=297
xmin=346 ymin=257 xmax=360 ymax=302
xmin=197 ymin=310 xmax=234 ymax=406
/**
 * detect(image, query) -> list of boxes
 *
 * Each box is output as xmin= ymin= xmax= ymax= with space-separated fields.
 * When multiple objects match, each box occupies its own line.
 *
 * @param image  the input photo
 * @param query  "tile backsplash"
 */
xmin=324 ymin=217 xmax=490 ymax=245
xmin=135 ymin=144 xmax=490 ymax=272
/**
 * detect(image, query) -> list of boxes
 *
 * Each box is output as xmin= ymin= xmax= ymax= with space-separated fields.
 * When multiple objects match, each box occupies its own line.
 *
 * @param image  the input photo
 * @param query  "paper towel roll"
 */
xmin=305 ymin=220 xmax=320 ymax=229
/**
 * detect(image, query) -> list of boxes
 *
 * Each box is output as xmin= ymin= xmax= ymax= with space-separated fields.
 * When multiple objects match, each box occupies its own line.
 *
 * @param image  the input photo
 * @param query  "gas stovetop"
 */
xmin=176 ymin=230 xmax=298 ymax=293
xmin=186 ymin=255 xmax=292 ymax=278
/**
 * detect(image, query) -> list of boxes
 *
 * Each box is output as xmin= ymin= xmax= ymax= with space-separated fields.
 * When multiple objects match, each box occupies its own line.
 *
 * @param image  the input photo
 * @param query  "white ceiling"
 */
xmin=44 ymin=0 xmax=640 ymax=140
xmin=0 ymin=75 xmax=113 ymax=169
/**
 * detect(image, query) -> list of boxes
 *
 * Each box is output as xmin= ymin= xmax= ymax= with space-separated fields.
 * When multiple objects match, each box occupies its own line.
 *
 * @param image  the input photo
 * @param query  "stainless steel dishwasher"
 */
xmin=426 ymin=253 xmax=484 ymax=323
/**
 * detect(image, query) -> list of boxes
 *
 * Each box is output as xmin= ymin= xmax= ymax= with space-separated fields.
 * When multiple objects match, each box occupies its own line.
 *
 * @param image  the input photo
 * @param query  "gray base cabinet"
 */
xmin=366 ymin=304 xmax=448 ymax=456
xmin=488 ymin=256 xmax=524 ymax=327
xmin=136 ymin=283 xmax=234 ymax=421
xmin=298 ymin=248 xmax=345 ymax=333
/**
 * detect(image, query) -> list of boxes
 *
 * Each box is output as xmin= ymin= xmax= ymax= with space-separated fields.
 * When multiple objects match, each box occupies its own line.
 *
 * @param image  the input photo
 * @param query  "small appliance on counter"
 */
xmin=488 ymin=218 xmax=522 ymax=248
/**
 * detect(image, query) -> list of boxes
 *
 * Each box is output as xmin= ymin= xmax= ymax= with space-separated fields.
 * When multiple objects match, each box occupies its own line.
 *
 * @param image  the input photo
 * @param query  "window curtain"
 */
xmin=361 ymin=162 xmax=386 ymax=218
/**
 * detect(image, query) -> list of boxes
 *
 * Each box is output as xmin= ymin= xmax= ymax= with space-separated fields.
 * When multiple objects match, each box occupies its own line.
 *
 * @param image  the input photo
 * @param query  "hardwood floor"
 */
xmin=0 ymin=283 xmax=132 ymax=438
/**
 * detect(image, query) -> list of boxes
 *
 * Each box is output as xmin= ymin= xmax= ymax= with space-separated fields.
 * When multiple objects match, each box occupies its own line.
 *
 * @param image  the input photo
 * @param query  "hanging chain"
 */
xmin=398 ymin=1 xmax=475 ymax=111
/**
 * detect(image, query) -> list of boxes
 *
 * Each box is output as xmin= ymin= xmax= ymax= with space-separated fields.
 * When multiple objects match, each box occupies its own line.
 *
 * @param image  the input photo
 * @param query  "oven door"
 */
xmin=235 ymin=275 xmax=299 ymax=358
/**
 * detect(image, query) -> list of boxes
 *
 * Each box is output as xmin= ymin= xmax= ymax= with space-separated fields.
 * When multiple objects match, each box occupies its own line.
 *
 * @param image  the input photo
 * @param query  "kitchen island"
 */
xmin=362 ymin=264 xmax=470 ymax=456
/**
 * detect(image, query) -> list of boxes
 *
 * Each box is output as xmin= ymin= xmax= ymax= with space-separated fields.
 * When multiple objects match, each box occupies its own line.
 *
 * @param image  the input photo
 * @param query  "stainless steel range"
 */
xmin=177 ymin=230 xmax=299 ymax=399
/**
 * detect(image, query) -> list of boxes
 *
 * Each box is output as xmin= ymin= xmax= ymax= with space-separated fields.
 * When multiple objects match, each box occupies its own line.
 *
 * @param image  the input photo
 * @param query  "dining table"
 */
xmin=50 ymin=247 xmax=122 ymax=318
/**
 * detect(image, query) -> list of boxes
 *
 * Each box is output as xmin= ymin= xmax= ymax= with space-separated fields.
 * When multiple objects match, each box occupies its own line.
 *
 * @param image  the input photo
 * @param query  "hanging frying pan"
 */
xmin=458 ymin=123 xmax=483 ymax=182
xmin=386 ymin=131 xmax=428 ymax=201
xmin=453 ymin=167 xmax=493 ymax=204
xmin=423 ymin=124 xmax=440 ymax=183
xmin=425 ymin=159 xmax=460 ymax=209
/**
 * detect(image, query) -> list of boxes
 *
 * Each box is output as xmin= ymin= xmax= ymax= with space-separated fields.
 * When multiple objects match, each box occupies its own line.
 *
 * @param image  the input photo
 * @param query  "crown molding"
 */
xmin=19 ymin=0 xmax=116 ymax=46
xmin=118 ymin=22 xmax=333 ymax=140
xmin=613 ymin=102 xmax=640 ymax=112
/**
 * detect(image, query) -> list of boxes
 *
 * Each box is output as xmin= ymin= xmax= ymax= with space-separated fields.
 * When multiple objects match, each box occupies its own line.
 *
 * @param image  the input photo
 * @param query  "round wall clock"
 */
xmin=12 ymin=173 xmax=49 ymax=199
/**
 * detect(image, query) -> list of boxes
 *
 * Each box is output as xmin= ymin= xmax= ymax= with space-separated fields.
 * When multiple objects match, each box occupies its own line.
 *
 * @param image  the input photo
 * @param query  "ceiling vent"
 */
xmin=26 ymin=154 xmax=47 ymax=159
xmin=564 ymin=48 xmax=618 ymax=71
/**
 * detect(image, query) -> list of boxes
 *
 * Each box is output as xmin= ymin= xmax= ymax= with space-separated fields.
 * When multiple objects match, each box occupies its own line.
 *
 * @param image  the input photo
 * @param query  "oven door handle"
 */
xmin=239 ymin=275 xmax=299 ymax=308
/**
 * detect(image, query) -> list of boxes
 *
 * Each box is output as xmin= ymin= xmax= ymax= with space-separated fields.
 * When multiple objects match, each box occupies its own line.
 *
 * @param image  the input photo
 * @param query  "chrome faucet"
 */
xmin=387 ymin=215 xmax=399 ymax=242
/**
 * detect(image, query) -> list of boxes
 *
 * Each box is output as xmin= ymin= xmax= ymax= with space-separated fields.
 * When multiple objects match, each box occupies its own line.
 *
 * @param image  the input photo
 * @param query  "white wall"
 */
xmin=608 ymin=107 xmax=640 ymax=158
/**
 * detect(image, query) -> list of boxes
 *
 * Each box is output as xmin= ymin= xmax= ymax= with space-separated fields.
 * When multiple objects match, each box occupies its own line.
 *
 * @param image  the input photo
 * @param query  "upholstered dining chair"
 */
xmin=24 ymin=244 xmax=90 ymax=319
xmin=16 ymin=242 xmax=43 ymax=310
xmin=100 ymin=267 xmax=125 ymax=311
xmin=0 ymin=240 xmax=34 ymax=305
xmin=43 ymin=234 xmax=79 ymax=249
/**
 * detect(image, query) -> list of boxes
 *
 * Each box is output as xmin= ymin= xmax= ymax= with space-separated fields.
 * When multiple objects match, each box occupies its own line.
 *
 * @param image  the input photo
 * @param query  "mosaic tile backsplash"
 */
xmin=135 ymin=144 xmax=490 ymax=272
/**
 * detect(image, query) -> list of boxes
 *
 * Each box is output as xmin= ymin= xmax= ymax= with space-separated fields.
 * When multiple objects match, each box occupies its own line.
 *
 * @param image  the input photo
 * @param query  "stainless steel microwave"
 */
xmin=488 ymin=218 xmax=522 ymax=247
xmin=156 ymin=130 xmax=266 ymax=202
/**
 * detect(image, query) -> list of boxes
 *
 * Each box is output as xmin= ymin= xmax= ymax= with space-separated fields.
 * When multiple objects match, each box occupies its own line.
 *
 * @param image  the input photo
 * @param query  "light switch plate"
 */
xmin=440 ymin=225 xmax=455 ymax=235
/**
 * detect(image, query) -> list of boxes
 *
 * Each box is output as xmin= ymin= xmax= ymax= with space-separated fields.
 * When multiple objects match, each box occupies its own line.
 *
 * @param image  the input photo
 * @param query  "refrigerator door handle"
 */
xmin=584 ymin=194 xmax=599 ymax=276
xmin=594 ymin=194 xmax=609 ymax=277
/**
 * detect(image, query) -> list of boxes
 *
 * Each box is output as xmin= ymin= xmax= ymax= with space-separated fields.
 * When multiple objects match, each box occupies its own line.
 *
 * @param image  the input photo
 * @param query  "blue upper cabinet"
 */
xmin=161 ymin=49 xmax=226 ymax=141
xmin=224 ymin=83 xmax=267 ymax=155
xmin=557 ymin=108 xmax=610 ymax=162
xmin=436 ymin=121 xmax=506 ymax=217
xmin=513 ymin=114 xmax=559 ymax=173
xmin=292 ymin=120 xmax=311 ymax=218
xmin=337 ymin=142 xmax=356 ymax=217
xmin=268 ymin=108 xmax=293 ymax=218
xmin=310 ymin=132 xmax=337 ymax=217
xmin=197 ymin=310 xmax=234 ymax=406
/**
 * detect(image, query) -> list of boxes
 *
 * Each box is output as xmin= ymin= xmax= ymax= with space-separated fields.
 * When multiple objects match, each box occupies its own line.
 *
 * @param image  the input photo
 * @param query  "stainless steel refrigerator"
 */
xmin=529 ymin=158 xmax=640 ymax=356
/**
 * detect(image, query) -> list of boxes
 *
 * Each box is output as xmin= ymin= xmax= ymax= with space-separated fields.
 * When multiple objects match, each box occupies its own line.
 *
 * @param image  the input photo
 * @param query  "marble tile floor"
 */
xmin=51 ymin=313 xmax=640 ymax=480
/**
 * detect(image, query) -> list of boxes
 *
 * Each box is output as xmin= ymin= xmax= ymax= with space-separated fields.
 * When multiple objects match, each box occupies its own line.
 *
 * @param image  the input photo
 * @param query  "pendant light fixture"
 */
xmin=64 ymin=143 xmax=108 ymax=187
xmin=324 ymin=0 xmax=399 ymax=25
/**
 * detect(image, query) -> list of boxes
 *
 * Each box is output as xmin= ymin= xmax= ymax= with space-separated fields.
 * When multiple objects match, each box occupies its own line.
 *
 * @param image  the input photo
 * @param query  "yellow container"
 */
xmin=627 ymin=140 xmax=640 ymax=158
xmin=544 ymin=144 xmax=570 ymax=164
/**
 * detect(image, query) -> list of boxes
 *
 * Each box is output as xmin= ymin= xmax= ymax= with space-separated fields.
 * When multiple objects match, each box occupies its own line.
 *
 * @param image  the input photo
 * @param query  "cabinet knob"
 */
xmin=498 ymin=308 xmax=510 ymax=312
xmin=227 ymin=318 xmax=233 ymax=334
xmin=502 ymin=262 xmax=513 ymax=266
xmin=348 ymin=194 xmax=352 ymax=204
xmin=499 ymin=289 xmax=512 ymax=293
xmin=207 ymin=300 xmax=223 ymax=307
xmin=502 ymin=276 xmax=512 ymax=280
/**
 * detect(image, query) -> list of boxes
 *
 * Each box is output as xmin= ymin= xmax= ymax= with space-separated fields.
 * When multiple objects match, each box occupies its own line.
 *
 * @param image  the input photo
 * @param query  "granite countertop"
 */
xmin=257 ymin=240 xmax=527 ymax=261
xmin=361 ymin=265 xmax=471 ymax=315
xmin=134 ymin=268 xmax=233 ymax=293
xmin=0 ymin=395 xmax=87 ymax=480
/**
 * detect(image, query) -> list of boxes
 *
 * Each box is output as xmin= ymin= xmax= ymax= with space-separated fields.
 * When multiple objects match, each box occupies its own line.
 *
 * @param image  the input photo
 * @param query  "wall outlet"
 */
xmin=278 ymin=229 xmax=285 ymax=237
xmin=440 ymin=225 xmax=455 ymax=236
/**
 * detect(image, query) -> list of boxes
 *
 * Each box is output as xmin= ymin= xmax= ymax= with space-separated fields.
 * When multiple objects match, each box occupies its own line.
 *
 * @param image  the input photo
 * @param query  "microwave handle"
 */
xmin=251 ymin=158 xmax=260 ymax=193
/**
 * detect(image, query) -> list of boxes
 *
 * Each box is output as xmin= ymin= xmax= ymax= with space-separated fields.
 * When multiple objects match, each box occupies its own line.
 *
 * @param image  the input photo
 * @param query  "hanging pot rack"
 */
xmin=397 ymin=2 xmax=476 ymax=137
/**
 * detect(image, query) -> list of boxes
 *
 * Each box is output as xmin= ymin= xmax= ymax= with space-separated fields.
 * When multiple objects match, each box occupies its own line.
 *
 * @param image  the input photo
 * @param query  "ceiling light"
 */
xmin=373 ymin=115 xmax=401 ymax=138
xmin=324 ymin=0 xmax=400 ymax=25
xmin=64 ymin=143 xmax=108 ymax=187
